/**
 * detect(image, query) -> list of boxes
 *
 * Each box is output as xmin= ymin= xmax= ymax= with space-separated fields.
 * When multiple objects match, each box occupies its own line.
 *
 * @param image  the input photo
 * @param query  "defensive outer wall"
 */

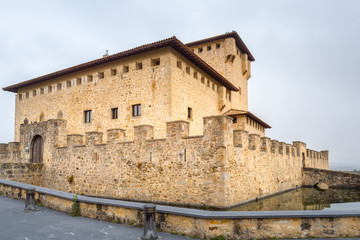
xmin=0 ymin=115 xmax=329 ymax=208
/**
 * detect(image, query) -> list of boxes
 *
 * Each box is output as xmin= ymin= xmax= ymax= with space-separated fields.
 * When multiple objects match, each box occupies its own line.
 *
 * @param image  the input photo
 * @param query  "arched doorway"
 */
xmin=31 ymin=135 xmax=43 ymax=163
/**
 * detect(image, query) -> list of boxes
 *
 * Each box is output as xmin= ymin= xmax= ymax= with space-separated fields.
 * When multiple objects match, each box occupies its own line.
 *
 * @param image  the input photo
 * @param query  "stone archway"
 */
xmin=31 ymin=135 xmax=43 ymax=163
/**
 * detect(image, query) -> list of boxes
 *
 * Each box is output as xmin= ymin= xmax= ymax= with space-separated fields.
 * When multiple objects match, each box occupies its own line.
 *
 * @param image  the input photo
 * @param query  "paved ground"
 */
xmin=1 ymin=194 xmax=359 ymax=240
xmin=0 ymin=194 xmax=196 ymax=240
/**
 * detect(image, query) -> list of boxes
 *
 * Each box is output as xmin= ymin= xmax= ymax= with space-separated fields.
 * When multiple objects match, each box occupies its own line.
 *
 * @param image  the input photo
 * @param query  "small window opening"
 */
xmin=33 ymin=90 xmax=37 ymax=96
xmin=26 ymin=92 xmax=29 ymax=98
xmin=48 ymin=86 xmax=52 ymax=93
xmin=207 ymin=80 xmax=210 ymax=87
xmin=132 ymin=104 xmax=141 ymax=117
xmin=198 ymin=48 xmax=203 ymax=53
xmin=111 ymin=68 xmax=117 ymax=76
xmin=66 ymin=80 xmax=71 ymax=88
xmin=40 ymin=88 xmax=44 ymax=94
xmin=233 ymin=117 xmax=237 ymax=123
xmin=76 ymin=77 xmax=82 ymax=85
xmin=123 ymin=65 xmax=129 ymax=73
xmin=216 ymin=43 xmax=220 ymax=49
xmin=84 ymin=110 xmax=92 ymax=123
xmin=87 ymin=75 xmax=93 ymax=82
xmin=18 ymin=94 xmax=22 ymax=101
xmin=187 ymin=107 xmax=193 ymax=119
xmin=111 ymin=108 xmax=118 ymax=119
xmin=177 ymin=61 xmax=182 ymax=69
xmin=152 ymin=58 xmax=160 ymax=66
xmin=186 ymin=66 xmax=190 ymax=74
xmin=136 ymin=62 xmax=143 ymax=70
xmin=201 ymin=77 xmax=205 ymax=84
xmin=229 ymin=91 xmax=231 ymax=102
xmin=57 ymin=83 xmax=62 ymax=90
xmin=207 ymin=45 xmax=211 ymax=51
xmin=98 ymin=72 xmax=104 ymax=79
xmin=212 ymin=83 xmax=215 ymax=91
xmin=193 ymin=72 xmax=198 ymax=79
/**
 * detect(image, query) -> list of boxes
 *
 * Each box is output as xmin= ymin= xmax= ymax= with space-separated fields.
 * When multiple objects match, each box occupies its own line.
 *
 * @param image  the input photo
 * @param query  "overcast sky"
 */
xmin=0 ymin=0 xmax=359 ymax=170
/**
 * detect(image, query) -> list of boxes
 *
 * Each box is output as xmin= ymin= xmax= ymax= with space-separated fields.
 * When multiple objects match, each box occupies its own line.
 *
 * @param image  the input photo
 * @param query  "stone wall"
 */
xmin=0 ymin=163 xmax=43 ymax=186
xmin=0 ymin=116 xmax=329 ymax=208
xmin=1 ymin=179 xmax=359 ymax=240
xmin=302 ymin=168 xmax=360 ymax=189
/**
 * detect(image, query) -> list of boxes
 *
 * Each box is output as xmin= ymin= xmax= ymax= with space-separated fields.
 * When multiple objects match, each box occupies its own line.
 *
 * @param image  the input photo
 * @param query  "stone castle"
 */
xmin=1 ymin=31 xmax=329 ymax=208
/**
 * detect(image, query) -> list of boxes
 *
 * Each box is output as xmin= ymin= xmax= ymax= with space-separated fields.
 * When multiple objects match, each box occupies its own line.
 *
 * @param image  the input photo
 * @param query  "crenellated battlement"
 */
xmin=0 ymin=115 xmax=329 ymax=207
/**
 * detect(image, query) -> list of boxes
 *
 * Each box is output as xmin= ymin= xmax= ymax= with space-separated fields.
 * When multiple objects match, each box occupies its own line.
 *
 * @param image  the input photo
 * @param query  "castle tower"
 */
xmin=186 ymin=31 xmax=254 ymax=112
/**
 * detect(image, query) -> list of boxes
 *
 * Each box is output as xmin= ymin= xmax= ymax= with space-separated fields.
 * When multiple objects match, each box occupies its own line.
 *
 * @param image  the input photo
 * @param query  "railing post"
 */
xmin=141 ymin=203 xmax=158 ymax=240
xmin=24 ymin=187 xmax=37 ymax=212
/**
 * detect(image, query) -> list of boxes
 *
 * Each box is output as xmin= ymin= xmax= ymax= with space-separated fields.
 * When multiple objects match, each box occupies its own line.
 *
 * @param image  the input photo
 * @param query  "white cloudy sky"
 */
xmin=0 ymin=0 xmax=359 ymax=170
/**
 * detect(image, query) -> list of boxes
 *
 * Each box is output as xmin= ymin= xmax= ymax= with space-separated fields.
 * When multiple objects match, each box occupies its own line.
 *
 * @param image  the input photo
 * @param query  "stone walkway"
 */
xmin=1 ymin=194 xmax=359 ymax=240
xmin=0 ymin=195 xmax=196 ymax=240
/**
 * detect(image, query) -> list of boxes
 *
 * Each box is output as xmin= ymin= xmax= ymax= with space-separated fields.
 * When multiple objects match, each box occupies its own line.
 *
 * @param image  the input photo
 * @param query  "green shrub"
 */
xmin=70 ymin=194 xmax=81 ymax=216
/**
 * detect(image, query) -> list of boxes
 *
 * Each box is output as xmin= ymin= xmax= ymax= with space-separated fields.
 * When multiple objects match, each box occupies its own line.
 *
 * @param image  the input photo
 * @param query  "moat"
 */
xmin=229 ymin=187 xmax=360 ymax=211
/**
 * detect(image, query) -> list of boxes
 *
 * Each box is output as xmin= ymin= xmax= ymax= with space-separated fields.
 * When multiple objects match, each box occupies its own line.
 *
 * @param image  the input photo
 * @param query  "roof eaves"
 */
xmin=3 ymin=36 xmax=238 ymax=93
xmin=186 ymin=31 xmax=255 ymax=61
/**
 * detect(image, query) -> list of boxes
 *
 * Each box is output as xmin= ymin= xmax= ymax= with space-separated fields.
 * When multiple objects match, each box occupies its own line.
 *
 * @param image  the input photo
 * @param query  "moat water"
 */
xmin=229 ymin=187 xmax=360 ymax=211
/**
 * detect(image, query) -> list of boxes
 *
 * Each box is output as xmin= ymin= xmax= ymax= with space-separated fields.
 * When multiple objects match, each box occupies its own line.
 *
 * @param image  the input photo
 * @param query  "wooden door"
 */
xmin=31 ymin=135 xmax=43 ymax=163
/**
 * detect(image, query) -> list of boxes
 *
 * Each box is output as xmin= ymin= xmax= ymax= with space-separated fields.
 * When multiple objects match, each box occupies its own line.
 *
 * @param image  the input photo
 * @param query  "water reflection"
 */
xmin=229 ymin=188 xmax=360 ymax=211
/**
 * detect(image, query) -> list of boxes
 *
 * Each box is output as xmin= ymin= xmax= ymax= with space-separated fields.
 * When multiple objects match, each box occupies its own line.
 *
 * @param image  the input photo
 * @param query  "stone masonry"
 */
xmin=0 ymin=116 xmax=328 ymax=208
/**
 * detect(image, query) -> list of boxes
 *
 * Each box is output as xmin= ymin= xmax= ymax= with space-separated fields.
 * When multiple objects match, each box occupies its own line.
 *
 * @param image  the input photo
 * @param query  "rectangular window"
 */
xmin=186 ymin=66 xmax=190 ymax=74
xmin=201 ymin=76 xmax=205 ymax=84
xmin=76 ymin=77 xmax=82 ymax=85
xmin=193 ymin=72 xmax=198 ymax=79
xmin=111 ymin=108 xmax=118 ymax=119
xmin=207 ymin=45 xmax=211 ymax=51
xmin=87 ymin=75 xmax=93 ymax=82
xmin=111 ymin=68 xmax=117 ymax=76
xmin=98 ymin=72 xmax=104 ymax=79
xmin=177 ymin=61 xmax=182 ymax=69
xmin=152 ymin=58 xmax=160 ymax=66
xmin=57 ymin=83 xmax=62 ymax=90
xmin=136 ymin=62 xmax=142 ymax=70
xmin=84 ymin=110 xmax=92 ymax=123
xmin=18 ymin=94 xmax=22 ymax=101
xmin=132 ymin=104 xmax=141 ymax=117
xmin=40 ymin=88 xmax=44 ymax=94
xmin=216 ymin=43 xmax=220 ymax=49
xmin=187 ymin=107 xmax=193 ymax=119
xmin=33 ymin=90 xmax=37 ymax=96
xmin=26 ymin=92 xmax=29 ymax=98
xmin=48 ymin=86 xmax=52 ymax=93
xmin=198 ymin=48 xmax=203 ymax=53
xmin=233 ymin=117 xmax=237 ymax=123
xmin=123 ymin=65 xmax=129 ymax=73
xmin=207 ymin=80 xmax=210 ymax=87
xmin=66 ymin=80 xmax=71 ymax=88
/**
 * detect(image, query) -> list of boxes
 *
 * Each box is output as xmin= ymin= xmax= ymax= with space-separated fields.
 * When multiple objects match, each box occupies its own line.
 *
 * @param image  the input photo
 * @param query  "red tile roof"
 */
xmin=224 ymin=109 xmax=271 ymax=128
xmin=3 ymin=36 xmax=239 ymax=93
xmin=186 ymin=31 xmax=255 ymax=61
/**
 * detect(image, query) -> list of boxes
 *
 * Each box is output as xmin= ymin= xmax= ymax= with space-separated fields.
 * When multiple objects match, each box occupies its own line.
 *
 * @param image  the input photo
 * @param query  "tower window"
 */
xmin=187 ymin=107 xmax=193 ymax=119
xmin=98 ymin=72 xmax=104 ymax=79
xmin=216 ymin=43 xmax=220 ymax=49
xmin=207 ymin=45 xmax=211 ymax=51
xmin=152 ymin=58 xmax=160 ymax=66
xmin=111 ymin=108 xmax=118 ymax=119
xmin=177 ymin=61 xmax=182 ymax=69
xmin=132 ymin=104 xmax=141 ymax=117
xmin=84 ymin=110 xmax=92 ymax=123
xmin=198 ymin=48 xmax=203 ymax=53
xmin=136 ymin=62 xmax=143 ymax=70
xmin=111 ymin=68 xmax=117 ymax=76
xmin=123 ymin=65 xmax=129 ymax=73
